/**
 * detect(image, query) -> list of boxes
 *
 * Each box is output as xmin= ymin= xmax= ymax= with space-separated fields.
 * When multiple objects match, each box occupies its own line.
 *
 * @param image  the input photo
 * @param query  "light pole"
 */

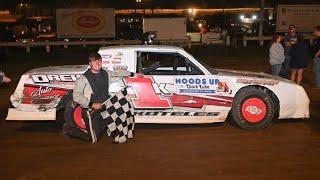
xmin=259 ymin=0 xmax=265 ymax=37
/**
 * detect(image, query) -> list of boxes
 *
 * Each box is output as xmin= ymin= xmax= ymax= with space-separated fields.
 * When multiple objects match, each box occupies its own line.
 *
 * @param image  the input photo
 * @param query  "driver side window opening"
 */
xmin=136 ymin=51 xmax=203 ymax=75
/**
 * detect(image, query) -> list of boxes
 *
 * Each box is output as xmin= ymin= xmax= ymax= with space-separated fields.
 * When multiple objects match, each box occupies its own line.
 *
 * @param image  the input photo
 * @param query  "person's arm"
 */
xmin=106 ymin=69 xmax=131 ymax=83
xmin=73 ymin=75 xmax=90 ymax=108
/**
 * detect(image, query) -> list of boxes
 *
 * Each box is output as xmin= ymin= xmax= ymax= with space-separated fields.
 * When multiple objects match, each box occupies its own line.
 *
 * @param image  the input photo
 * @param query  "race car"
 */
xmin=7 ymin=45 xmax=310 ymax=130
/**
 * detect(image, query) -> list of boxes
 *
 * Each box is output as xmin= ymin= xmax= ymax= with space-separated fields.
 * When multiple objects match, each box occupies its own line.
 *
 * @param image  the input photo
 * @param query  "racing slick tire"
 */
xmin=64 ymin=100 xmax=86 ymax=130
xmin=231 ymin=87 xmax=275 ymax=131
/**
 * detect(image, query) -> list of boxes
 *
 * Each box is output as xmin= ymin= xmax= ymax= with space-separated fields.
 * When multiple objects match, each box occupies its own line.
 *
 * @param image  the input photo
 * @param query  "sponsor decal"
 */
xmin=124 ymin=77 xmax=233 ymax=109
xmin=115 ymin=52 xmax=123 ymax=58
xmin=236 ymin=78 xmax=279 ymax=86
xmin=113 ymin=65 xmax=128 ymax=71
xmin=134 ymin=111 xmax=219 ymax=116
xmin=31 ymin=74 xmax=80 ymax=83
xmin=101 ymin=54 xmax=112 ymax=59
xmin=113 ymin=52 xmax=123 ymax=61
xmin=174 ymin=77 xmax=231 ymax=94
xmin=241 ymin=98 xmax=267 ymax=123
xmin=217 ymin=81 xmax=230 ymax=93
xmin=245 ymin=105 xmax=262 ymax=115
xmin=124 ymin=77 xmax=172 ymax=109
xmin=22 ymin=85 xmax=69 ymax=104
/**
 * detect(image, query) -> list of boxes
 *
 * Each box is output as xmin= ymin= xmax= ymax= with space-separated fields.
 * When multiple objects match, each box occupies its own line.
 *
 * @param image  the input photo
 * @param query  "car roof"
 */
xmin=99 ymin=45 xmax=184 ymax=52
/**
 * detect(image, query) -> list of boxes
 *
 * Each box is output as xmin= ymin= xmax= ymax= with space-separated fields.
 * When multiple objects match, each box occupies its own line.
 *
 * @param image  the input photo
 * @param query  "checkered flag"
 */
xmin=87 ymin=88 xmax=135 ymax=143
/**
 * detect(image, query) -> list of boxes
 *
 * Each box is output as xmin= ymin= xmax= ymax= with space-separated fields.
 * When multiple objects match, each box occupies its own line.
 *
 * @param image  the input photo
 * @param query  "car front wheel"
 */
xmin=231 ymin=87 xmax=275 ymax=130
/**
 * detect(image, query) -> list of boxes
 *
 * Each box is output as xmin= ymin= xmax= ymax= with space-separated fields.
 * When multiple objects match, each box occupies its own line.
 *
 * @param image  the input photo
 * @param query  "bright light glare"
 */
xmin=252 ymin=15 xmax=257 ymax=20
xmin=240 ymin=15 xmax=245 ymax=20
xmin=198 ymin=23 xmax=203 ymax=28
xmin=188 ymin=8 xmax=197 ymax=14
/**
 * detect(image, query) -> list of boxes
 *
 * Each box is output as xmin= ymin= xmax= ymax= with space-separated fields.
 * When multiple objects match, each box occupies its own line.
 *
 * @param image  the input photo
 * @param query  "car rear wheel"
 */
xmin=231 ymin=87 xmax=275 ymax=130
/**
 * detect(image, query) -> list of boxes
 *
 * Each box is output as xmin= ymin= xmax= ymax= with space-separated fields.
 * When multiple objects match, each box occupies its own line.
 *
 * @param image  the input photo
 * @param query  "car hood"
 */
xmin=216 ymin=68 xmax=293 ymax=83
xmin=25 ymin=65 xmax=88 ymax=75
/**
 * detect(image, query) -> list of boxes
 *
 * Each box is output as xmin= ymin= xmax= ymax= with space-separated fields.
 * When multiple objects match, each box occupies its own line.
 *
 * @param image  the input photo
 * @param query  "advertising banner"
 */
xmin=56 ymin=8 xmax=115 ymax=38
xmin=277 ymin=5 xmax=320 ymax=32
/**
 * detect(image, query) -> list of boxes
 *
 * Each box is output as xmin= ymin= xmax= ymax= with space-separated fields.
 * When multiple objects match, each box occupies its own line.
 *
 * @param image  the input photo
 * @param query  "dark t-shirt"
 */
xmin=90 ymin=72 xmax=109 ymax=103
xmin=313 ymin=37 xmax=320 ymax=57
xmin=290 ymin=42 xmax=308 ymax=69
xmin=84 ymin=70 xmax=109 ymax=104
xmin=284 ymin=34 xmax=297 ymax=55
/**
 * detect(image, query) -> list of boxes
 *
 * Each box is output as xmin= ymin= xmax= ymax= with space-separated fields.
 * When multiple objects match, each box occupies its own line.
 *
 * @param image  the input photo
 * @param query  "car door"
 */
xmin=124 ymin=51 xmax=212 ymax=111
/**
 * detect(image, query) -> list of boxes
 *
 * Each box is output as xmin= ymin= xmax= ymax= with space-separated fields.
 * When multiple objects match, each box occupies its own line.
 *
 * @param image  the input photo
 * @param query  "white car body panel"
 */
xmin=7 ymin=45 xmax=310 ymax=123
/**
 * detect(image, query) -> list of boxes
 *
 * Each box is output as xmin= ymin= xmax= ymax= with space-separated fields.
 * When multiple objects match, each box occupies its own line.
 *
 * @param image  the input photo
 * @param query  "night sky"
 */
xmin=0 ymin=0 xmax=319 ymax=9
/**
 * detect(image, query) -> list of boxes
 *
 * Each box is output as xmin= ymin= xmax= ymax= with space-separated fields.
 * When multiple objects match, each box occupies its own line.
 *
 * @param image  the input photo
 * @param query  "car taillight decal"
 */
xmin=124 ymin=77 xmax=172 ymax=109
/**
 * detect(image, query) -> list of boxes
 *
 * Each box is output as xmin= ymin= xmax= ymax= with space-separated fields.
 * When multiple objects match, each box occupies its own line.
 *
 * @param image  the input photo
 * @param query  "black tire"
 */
xmin=56 ymin=91 xmax=73 ymax=111
xmin=231 ymin=87 xmax=275 ymax=131
xmin=64 ymin=100 xmax=86 ymax=129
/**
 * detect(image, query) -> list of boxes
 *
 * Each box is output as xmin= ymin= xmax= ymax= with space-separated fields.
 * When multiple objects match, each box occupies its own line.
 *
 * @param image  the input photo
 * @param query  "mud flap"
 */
xmin=6 ymin=108 xmax=56 ymax=121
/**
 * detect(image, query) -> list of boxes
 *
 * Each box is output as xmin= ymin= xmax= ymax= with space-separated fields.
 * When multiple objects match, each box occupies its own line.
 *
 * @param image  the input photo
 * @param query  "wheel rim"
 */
xmin=241 ymin=98 xmax=267 ymax=123
xmin=73 ymin=106 xmax=86 ymax=129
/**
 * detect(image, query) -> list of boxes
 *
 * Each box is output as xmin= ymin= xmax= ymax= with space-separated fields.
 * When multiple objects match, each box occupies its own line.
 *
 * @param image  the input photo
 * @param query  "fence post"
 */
xmin=45 ymin=45 xmax=50 ymax=53
xmin=259 ymin=40 xmax=264 ymax=46
xmin=309 ymin=39 xmax=313 ymax=45
xmin=243 ymin=36 xmax=247 ymax=47
xmin=26 ymin=46 xmax=30 ymax=53
xmin=226 ymin=35 xmax=230 ymax=46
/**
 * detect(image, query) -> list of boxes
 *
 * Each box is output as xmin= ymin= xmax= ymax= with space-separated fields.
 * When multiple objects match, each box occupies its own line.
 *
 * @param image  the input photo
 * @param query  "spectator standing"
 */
xmin=283 ymin=25 xmax=297 ymax=79
xmin=313 ymin=26 xmax=320 ymax=88
xmin=289 ymin=35 xmax=308 ymax=85
xmin=269 ymin=34 xmax=285 ymax=76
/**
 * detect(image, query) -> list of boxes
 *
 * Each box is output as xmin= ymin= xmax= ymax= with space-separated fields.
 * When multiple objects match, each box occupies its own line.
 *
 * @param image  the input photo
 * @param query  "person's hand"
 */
xmin=91 ymin=103 xmax=102 ymax=110
xmin=2 ymin=76 xmax=11 ymax=83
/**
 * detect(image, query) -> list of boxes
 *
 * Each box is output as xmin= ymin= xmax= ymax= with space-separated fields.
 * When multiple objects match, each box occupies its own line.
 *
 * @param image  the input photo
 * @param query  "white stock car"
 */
xmin=7 ymin=45 xmax=310 ymax=130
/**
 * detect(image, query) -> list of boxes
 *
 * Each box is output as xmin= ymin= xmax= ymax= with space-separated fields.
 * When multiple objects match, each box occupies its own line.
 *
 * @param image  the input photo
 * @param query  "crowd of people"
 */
xmin=269 ymin=25 xmax=320 ymax=87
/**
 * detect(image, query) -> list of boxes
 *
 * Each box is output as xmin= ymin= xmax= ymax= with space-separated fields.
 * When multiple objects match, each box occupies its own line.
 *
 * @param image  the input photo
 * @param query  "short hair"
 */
xmin=315 ymin=26 xmax=320 ymax=32
xmin=88 ymin=52 xmax=102 ymax=62
xmin=289 ymin=25 xmax=295 ymax=30
xmin=272 ymin=34 xmax=281 ymax=43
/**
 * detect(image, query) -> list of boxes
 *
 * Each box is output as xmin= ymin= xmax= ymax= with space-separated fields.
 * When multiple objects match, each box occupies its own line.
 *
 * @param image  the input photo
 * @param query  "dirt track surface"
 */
xmin=1 ymin=46 xmax=320 ymax=179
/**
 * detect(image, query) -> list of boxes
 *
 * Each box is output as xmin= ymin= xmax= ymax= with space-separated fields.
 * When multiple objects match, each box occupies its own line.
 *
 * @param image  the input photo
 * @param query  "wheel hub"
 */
xmin=241 ymin=98 xmax=267 ymax=123
xmin=73 ymin=106 xmax=86 ymax=129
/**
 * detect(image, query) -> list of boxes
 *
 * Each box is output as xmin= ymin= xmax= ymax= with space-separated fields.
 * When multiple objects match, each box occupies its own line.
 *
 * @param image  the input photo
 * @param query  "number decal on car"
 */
xmin=124 ymin=77 xmax=172 ymax=109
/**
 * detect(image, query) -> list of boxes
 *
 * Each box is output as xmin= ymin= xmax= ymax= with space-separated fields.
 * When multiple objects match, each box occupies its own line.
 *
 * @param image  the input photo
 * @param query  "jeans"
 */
xmin=271 ymin=64 xmax=282 ymax=76
xmin=313 ymin=57 xmax=320 ymax=87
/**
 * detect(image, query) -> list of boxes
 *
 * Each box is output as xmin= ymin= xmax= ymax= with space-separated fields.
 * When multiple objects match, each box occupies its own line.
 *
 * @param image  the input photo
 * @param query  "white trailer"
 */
xmin=143 ymin=17 xmax=187 ymax=40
